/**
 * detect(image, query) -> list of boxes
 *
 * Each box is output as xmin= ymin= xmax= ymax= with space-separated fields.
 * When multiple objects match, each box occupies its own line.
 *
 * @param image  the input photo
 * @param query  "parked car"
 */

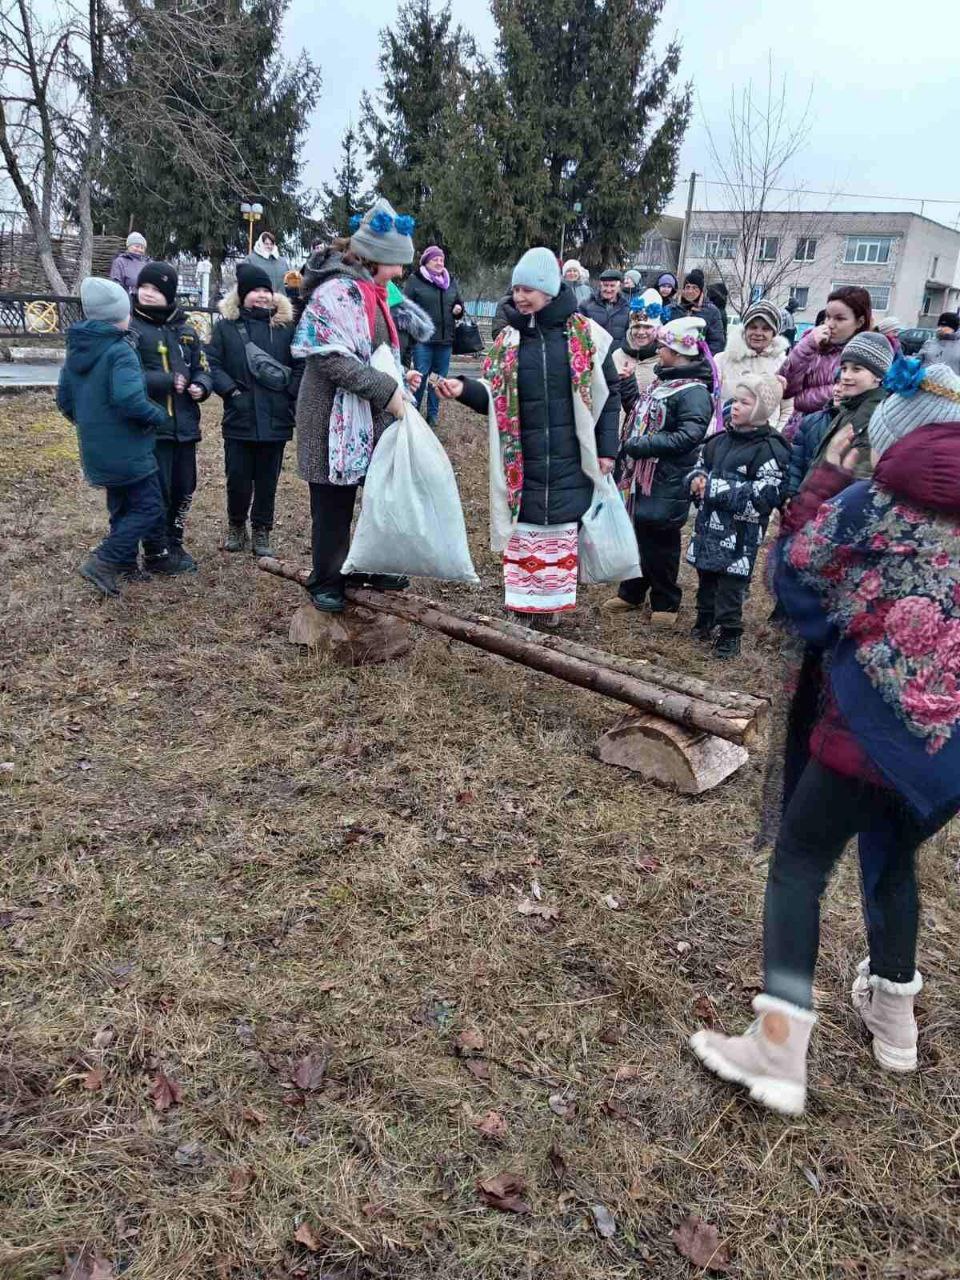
xmin=899 ymin=327 xmax=933 ymax=357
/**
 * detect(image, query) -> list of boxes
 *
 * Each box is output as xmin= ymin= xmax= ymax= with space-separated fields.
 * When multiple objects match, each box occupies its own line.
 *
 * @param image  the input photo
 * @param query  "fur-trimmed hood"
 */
xmin=391 ymin=294 xmax=435 ymax=344
xmin=219 ymin=289 xmax=294 ymax=327
xmin=723 ymin=324 xmax=788 ymax=366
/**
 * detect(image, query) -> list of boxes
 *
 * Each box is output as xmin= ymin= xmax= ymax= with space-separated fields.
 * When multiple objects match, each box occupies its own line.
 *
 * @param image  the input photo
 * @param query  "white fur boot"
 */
xmin=689 ymin=994 xmax=816 ymax=1116
xmin=851 ymin=957 xmax=922 ymax=1073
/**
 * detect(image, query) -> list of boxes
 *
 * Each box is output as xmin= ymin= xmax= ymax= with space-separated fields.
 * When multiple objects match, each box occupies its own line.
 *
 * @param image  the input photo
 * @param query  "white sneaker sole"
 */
xmin=689 ymin=1031 xmax=806 ymax=1116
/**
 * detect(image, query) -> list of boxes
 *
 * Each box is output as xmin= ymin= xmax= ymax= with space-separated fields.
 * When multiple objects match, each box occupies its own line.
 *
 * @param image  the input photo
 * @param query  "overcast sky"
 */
xmin=287 ymin=0 xmax=960 ymax=231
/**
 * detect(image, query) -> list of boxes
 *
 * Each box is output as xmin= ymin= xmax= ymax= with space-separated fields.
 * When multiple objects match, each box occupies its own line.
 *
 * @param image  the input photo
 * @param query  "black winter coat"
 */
xmin=205 ymin=290 xmax=303 ymax=443
xmin=580 ymin=293 xmax=631 ymax=346
xmin=130 ymin=305 xmax=212 ymax=442
xmin=621 ymin=359 xmax=713 ymax=527
xmin=668 ymin=299 xmax=726 ymax=355
xmin=403 ymin=271 xmax=464 ymax=346
xmin=458 ymin=285 xmax=621 ymax=527
xmin=686 ymin=424 xmax=790 ymax=577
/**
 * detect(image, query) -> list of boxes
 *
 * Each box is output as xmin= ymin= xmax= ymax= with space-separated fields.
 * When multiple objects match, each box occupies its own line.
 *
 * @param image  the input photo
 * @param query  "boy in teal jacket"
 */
xmin=57 ymin=278 xmax=168 ymax=597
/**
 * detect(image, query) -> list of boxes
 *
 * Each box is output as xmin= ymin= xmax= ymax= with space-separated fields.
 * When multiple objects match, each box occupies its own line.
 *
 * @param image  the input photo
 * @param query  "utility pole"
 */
xmin=676 ymin=171 xmax=697 ymax=281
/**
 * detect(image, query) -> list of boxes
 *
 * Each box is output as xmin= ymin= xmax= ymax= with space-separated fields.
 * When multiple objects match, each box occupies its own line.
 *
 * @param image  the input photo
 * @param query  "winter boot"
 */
xmin=689 ymin=993 xmax=817 ymax=1116
xmin=690 ymin=611 xmax=714 ymax=642
xmin=146 ymin=547 xmax=197 ymax=576
xmin=713 ymin=627 xmax=742 ymax=659
xmin=307 ymin=586 xmax=345 ymax=613
xmin=345 ymin=572 xmax=409 ymax=592
xmin=115 ymin=562 xmax=153 ymax=583
xmin=601 ymin=595 xmax=641 ymax=613
xmin=79 ymin=552 xmax=120 ymax=598
xmin=650 ymin=610 xmax=679 ymax=628
xmin=250 ymin=527 xmax=275 ymax=558
xmin=851 ymin=958 xmax=922 ymax=1073
xmin=224 ymin=523 xmax=248 ymax=552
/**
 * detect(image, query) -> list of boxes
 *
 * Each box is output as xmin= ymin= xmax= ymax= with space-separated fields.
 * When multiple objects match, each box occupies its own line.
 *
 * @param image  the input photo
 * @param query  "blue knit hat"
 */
xmin=511 ymin=247 xmax=561 ymax=298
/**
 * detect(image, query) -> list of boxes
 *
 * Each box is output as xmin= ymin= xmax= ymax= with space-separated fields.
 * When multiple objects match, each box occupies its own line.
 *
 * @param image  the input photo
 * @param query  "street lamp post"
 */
xmin=559 ymin=200 xmax=582 ymax=263
xmin=240 ymin=201 xmax=264 ymax=255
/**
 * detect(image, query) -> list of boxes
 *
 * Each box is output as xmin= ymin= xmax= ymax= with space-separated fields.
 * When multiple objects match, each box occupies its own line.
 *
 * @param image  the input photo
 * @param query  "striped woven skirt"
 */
xmin=502 ymin=521 xmax=578 ymax=615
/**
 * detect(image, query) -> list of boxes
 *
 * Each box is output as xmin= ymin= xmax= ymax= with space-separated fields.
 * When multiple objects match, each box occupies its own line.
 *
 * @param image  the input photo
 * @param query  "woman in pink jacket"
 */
xmin=779 ymin=286 xmax=872 ymax=440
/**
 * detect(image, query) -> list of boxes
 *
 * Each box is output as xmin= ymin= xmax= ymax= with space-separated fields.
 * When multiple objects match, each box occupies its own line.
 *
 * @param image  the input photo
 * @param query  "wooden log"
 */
xmin=288 ymin=602 xmax=413 ymax=664
xmin=595 ymin=712 xmax=749 ymax=795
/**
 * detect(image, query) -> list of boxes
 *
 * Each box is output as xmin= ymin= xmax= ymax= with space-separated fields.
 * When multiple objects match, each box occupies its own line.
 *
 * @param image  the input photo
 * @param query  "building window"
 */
xmin=789 ymin=286 xmax=809 ymax=309
xmin=688 ymin=232 xmax=737 ymax=260
xmin=794 ymin=237 xmax=817 ymax=262
xmin=922 ymin=292 xmax=932 ymax=315
xmin=930 ymin=255 xmax=940 ymax=279
xmin=843 ymin=236 xmax=895 ymax=264
xmin=833 ymin=281 xmax=891 ymax=311
xmin=758 ymin=236 xmax=779 ymax=261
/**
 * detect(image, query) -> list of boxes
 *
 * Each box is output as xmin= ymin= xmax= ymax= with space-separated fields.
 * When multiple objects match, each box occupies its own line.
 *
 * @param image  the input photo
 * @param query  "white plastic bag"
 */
xmin=578 ymin=475 xmax=641 ymax=584
xmin=343 ymin=395 xmax=479 ymax=584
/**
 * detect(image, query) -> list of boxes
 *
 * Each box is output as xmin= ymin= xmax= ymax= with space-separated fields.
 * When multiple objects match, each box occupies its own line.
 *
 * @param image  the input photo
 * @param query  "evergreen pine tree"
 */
xmin=319 ymin=126 xmax=370 ymax=238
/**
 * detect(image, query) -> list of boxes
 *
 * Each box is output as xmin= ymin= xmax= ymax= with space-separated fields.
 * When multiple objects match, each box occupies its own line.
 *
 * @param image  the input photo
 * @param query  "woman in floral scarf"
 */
xmin=689 ymin=358 xmax=960 ymax=1117
xmin=436 ymin=246 xmax=621 ymax=623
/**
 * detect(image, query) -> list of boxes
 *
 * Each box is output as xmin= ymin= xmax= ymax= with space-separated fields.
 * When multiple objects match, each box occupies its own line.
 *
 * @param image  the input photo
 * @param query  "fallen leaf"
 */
xmin=241 ymin=1105 xmax=266 ymax=1125
xmin=471 ymin=1110 xmax=508 ymax=1141
xmin=603 ymin=1097 xmax=630 ymax=1120
xmin=149 ymin=1070 xmax=182 ymax=1112
xmin=92 ymin=1026 xmax=115 ymax=1049
xmin=601 ymin=893 xmax=622 ymax=910
xmin=675 ymin=940 xmax=692 ymax=955
xmin=627 ymin=1175 xmax=645 ymax=1199
xmin=548 ymin=1093 xmax=576 ymax=1121
xmin=174 ymin=1139 xmax=204 ymax=1167
xmin=293 ymin=1221 xmax=323 ymax=1252
xmin=83 ymin=1066 xmax=105 ymax=1091
xmin=598 ymin=1024 xmax=622 ymax=1045
xmin=456 ymin=789 xmax=476 ymax=805
xmin=591 ymin=1204 xmax=617 ymax=1239
xmin=453 ymin=1028 xmax=485 ymax=1057
xmin=693 ymin=995 xmax=719 ymax=1028
xmin=477 ymin=1171 xmax=531 ymax=1214
xmin=291 ymin=1052 xmax=327 ymax=1091
xmin=634 ymin=855 xmax=662 ymax=874
xmin=612 ymin=1063 xmax=643 ymax=1082
xmin=54 ymin=1248 xmax=115 ymax=1280
xmin=671 ymin=1215 xmax=730 ymax=1273
xmin=228 ymin=1165 xmax=253 ymax=1200
xmin=517 ymin=897 xmax=560 ymax=921
xmin=463 ymin=1058 xmax=491 ymax=1082
xmin=546 ymin=1143 xmax=567 ymax=1183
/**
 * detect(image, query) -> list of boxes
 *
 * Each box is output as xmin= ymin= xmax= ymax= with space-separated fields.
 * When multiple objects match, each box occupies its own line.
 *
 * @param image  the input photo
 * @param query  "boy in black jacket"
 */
xmin=686 ymin=372 xmax=790 ymax=657
xmin=130 ymin=261 xmax=212 ymax=573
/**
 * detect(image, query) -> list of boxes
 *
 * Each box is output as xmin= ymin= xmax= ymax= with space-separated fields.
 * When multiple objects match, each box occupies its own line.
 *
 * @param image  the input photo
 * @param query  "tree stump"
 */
xmin=288 ymin=602 xmax=413 ymax=666
xmin=595 ymin=711 xmax=749 ymax=795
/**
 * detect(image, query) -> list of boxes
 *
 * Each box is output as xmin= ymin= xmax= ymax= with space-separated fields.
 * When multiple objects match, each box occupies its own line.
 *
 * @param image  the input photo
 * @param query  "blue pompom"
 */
xmin=884 ymin=354 xmax=925 ymax=397
xmin=348 ymin=213 xmax=362 ymax=232
xmin=394 ymin=214 xmax=416 ymax=236
xmin=369 ymin=211 xmax=393 ymax=234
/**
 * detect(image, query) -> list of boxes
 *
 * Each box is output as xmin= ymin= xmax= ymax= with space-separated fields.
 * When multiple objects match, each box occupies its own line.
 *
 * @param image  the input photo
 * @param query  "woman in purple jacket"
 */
xmin=779 ymin=286 xmax=871 ymax=440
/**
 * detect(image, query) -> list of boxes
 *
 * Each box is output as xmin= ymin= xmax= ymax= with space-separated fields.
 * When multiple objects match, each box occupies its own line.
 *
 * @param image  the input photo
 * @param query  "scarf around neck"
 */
xmin=420 ymin=263 xmax=450 ymax=291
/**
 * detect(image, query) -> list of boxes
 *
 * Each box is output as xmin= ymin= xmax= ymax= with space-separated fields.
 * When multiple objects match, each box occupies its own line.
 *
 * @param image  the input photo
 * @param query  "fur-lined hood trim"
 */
xmin=219 ymin=289 xmax=294 ymax=327
xmin=392 ymin=295 xmax=435 ymax=343
xmin=724 ymin=325 xmax=788 ymax=363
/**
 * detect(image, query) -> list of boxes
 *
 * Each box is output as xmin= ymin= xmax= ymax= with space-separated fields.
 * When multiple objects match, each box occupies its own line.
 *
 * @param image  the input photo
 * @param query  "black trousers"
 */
xmin=763 ymin=760 xmax=944 ymax=1009
xmin=144 ymin=439 xmax=197 ymax=557
xmin=618 ymin=523 xmax=682 ymax=611
xmin=308 ymin=482 xmax=358 ymax=592
xmin=695 ymin=569 xmax=748 ymax=633
xmin=224 ymin=439 xmax=286 ymax=530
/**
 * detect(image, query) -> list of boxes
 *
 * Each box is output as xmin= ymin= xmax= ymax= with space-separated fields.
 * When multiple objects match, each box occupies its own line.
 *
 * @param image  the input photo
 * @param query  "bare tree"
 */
xmin=697 ymin=60 xmax=826 ymax=315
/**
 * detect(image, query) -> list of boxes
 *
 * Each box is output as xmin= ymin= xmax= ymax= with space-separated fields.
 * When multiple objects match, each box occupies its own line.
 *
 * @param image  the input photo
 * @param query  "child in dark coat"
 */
xmin=686 ymin=372 xmax=790 ymax=656
xmin=57 ymin=278 xmax=167 ymax=597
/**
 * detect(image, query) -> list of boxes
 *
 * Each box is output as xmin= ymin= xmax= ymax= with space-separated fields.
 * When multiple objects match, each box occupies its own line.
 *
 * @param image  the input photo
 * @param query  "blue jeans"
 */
xmin=99 ymin=472 xmax=165 ymax=566
xmin=412 ymin=342 xmax=452 ymax=422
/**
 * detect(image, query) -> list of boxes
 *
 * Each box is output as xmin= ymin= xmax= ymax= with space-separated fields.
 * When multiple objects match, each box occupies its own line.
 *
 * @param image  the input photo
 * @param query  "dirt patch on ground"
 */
xmin=1 ymin=393 xmax=958 ymax=1278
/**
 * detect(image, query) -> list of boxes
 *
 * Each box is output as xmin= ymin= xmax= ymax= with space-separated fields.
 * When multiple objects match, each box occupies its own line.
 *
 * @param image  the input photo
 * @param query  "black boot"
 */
xmin=145 ymin=546 xmax=198 ymax=576
xmin=79 ymin=552 xmax=120 ymax=597
xmin=690 ymin=612 xmax=714 ymax=642
xmin=307 ymin=586 xmax=345 ymax=613
xmin=224 ymin=523 xmax=248 ymax=552
xmin=251 ymin=527 xmax=275 ymax=558
xmin=346 ymin=572 xmax=409 ymax=592
xmin=713 ymin=628 xmax=742 ymax=659
xmin=116 ymin=562 xmax=153 ymax=583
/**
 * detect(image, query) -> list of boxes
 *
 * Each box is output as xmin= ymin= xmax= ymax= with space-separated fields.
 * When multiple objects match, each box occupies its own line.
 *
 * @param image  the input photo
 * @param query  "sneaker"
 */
xmin=690 ymin=993 xmax=817 ymax=1116
xmin=713 ymin=628 xmax=742 ymax=659
xmin=601 ymin=596 xmax=641 ymax=613
xmin=224 ymin=523 xmax=248 ymax=552
xmin=307 ymin=588 xmax=345 ymax=613
xmin=79 ymin=552 xmax=120 ymax=597
xmin=690 ymin=612 xmax=715 ymax=642
xmin=346 ymin=573 xmax=410 ymax=592
xmin=851 ymin=957 xmax=922 ymax=1073
xmin=250 ymin=527 xmax=275 ymax=558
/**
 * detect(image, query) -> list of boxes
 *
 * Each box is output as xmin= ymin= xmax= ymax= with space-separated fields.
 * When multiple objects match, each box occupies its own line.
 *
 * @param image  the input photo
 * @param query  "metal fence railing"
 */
xmin=0 ymin=292 xmax=222 ymax=340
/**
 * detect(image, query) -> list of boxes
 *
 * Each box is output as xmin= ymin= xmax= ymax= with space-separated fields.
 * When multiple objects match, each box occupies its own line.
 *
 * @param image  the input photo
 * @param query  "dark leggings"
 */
xmin=763 ymin=760 xmax=942 ymax=1010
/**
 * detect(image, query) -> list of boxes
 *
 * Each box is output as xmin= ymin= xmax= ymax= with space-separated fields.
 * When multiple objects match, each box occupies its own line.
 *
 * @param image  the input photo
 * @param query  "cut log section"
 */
xmin=596 ymin=712 xmax=749 ymax=795
xmin=288 ymin=602 xmax=413 ymax=665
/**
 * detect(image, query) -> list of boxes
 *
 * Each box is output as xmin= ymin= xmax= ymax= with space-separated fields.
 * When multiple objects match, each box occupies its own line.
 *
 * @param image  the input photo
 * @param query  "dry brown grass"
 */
xmin=1 ymin=392 xmax=959 ymax=1280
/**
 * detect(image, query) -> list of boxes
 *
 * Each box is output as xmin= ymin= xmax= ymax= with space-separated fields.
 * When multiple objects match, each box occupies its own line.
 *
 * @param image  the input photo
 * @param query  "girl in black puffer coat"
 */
xmin=607 ymin=315 xmax=714 ymax=622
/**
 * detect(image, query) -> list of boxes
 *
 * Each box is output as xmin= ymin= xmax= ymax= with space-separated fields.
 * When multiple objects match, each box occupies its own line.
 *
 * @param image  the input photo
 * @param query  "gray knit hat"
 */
xmin=80 ymin=277 xmax=130 ymax=324
xmin=840 ymin=331 xmax=894 ymax=380
xmin=740 ymin=299 xmax=783 ymax=334
xmin=126 ymin=232 xmax=147 ymax=250
xmin=869 ymin=362 xmax=960 ymax=460
xmin=349 ymin=197 xmax=414 ymax=266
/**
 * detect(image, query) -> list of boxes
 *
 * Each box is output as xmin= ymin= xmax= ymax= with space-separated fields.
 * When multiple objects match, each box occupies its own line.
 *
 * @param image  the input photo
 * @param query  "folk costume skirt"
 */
xmin=502 ymin=521 xmax=578 ymax=615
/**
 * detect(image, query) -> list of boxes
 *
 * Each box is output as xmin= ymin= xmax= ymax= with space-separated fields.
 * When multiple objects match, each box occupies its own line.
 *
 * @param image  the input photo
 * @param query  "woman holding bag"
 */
xmin=437 ymin=246 xmax=621 ymax=624
xmin=292 ymin=198 xmax=421 ymax=613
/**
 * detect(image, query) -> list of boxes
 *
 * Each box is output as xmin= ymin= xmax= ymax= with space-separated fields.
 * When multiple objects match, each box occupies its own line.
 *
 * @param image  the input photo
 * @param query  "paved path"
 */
xmin=0 ymin=362 xmax=61 ymax=391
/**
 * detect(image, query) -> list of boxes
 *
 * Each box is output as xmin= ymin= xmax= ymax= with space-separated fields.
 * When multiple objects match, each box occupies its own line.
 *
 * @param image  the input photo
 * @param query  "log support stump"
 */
xmin=595 ymin=711 xmax=749 ymax=794
xmin=288 ymin=601 xmax=413 ymax=665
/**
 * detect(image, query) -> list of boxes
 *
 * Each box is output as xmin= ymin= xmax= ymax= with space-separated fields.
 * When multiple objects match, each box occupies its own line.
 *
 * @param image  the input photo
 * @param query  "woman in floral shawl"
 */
xmin=292 ymin=198 xmax=422 ymax=612
xmin=437 ymin=247 xmax=621 ymax=623
xmin=688 ymin=358 xmax=960 ymax=1118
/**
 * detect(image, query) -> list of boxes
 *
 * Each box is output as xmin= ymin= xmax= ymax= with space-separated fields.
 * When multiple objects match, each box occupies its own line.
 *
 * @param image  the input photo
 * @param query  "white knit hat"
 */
xmin=657 ymin=315 xmax=706 ymax=356
xmin=735 ymin=372 xmax=783 ymax=425
xmin=869 ymin=361 xmax=960 ymax=459
xmin=876 ymin=316 xmax=901 ymax=335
